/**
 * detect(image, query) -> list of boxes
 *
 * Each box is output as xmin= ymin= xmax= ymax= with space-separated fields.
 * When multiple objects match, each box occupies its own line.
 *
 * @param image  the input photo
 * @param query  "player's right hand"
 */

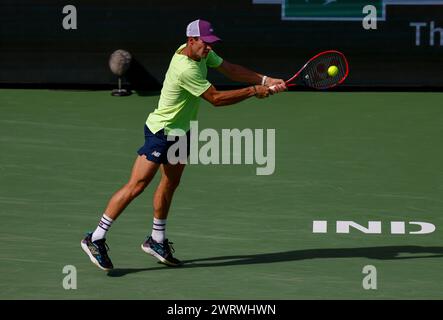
xmin=254 ymin=85 xmax=271 ymax=99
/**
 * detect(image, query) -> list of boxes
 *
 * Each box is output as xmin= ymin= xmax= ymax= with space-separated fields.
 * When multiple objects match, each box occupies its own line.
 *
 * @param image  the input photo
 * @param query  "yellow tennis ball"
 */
xmin=328 ymin=65 xmax=339 ymax=77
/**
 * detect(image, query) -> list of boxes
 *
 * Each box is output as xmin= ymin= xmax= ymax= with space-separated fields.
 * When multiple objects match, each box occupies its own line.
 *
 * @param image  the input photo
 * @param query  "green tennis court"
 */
xmin=1 ymin=89 xmax=442 ymax=299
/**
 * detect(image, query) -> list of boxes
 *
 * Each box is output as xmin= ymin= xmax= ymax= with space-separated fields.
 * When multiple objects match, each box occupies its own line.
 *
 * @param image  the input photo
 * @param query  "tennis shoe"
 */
xmin=141 ymin=236 xmax=183 ymax=267
xmin=81 ymin=232 xmax=114 ymax=271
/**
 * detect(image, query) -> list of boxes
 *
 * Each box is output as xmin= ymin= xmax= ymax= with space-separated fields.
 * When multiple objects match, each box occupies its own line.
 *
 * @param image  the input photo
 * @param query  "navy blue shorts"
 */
xmin=137 ymin=125 xmax=190 ymax=164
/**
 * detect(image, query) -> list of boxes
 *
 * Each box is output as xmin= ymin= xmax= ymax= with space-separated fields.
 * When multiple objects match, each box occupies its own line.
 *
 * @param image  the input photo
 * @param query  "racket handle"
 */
xmin=269 ymin=84 xmax=286 ymax=93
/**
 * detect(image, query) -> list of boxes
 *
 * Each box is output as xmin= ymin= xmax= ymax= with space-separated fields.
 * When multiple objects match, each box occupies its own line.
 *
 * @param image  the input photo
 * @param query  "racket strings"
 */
xmin=304 ymin=53 xmax=347 ymax=89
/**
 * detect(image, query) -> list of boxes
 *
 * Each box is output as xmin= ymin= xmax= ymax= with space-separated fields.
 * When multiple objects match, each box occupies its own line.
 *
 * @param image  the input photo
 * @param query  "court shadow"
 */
xmin=107 ymin=245 xmax=443 ymax=277
xmin=184 ymin=245 xmax=443 ymax=267
xmin=107 ymin=263 xmax=181 ymax=277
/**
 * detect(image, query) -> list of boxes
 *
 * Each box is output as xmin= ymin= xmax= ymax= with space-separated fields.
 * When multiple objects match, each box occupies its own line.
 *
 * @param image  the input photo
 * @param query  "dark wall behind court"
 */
xmin=1 ymin=0 xmax=442 ymax=88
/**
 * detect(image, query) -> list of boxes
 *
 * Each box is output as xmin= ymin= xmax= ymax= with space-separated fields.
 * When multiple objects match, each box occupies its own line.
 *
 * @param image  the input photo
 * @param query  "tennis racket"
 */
xmin=270 ymin=50 xmax=349 ymax=92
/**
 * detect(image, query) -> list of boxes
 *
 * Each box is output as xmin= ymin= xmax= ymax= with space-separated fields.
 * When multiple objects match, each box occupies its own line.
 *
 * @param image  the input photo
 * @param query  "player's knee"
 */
xmin=126 ymin=180 xmax=148 ymax=198
xmin=165 ymin=177 xmax=181 ymax=191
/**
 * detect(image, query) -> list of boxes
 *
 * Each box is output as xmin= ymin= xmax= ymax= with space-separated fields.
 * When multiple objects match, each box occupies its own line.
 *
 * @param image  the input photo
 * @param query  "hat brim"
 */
xmin=200 ymin=35 xmax=221 ymax=44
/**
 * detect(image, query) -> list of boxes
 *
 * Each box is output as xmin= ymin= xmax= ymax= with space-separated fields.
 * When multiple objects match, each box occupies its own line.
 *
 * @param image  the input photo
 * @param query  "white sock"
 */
xmin=151 ymin=218 xmax=166 ymax=243
xmin=92 ymin=214 xmax=114 ymax=242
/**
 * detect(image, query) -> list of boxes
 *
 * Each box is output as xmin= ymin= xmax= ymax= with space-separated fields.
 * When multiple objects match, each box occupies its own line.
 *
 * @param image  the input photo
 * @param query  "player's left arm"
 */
xmin=216 ymin=60 xmax=286 ymax=90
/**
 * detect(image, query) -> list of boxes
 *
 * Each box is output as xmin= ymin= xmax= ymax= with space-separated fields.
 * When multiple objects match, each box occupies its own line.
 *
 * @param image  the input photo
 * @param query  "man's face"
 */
xmin=189 ymin=37 xmax=213 ymax=59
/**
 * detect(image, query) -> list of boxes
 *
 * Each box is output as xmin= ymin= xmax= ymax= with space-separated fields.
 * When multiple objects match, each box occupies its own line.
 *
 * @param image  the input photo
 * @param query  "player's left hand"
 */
xmin=266 ymin=77 xmax=286 ymax=93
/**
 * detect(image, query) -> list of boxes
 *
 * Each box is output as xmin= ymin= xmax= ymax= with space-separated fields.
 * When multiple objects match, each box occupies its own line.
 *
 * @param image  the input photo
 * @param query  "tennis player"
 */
xmin=81 ymin=19 xmax=286 ymax=270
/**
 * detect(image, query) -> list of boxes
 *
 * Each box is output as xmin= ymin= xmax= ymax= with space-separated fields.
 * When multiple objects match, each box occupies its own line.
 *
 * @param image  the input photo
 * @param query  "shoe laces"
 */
xmin=94 ymin=239 xmax=110 ymax=254
xmin=164 ymin=240 xmax=175 ymax=254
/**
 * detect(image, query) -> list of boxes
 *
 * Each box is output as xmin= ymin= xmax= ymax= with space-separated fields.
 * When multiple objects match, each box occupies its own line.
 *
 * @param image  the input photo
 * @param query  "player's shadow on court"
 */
xmin=107 ymin=245 xmax=443 ymax=277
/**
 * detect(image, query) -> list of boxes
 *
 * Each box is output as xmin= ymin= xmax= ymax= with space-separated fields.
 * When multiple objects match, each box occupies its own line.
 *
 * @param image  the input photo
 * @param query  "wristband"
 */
xmin=261 ymin=76 xmax=268 ymax=86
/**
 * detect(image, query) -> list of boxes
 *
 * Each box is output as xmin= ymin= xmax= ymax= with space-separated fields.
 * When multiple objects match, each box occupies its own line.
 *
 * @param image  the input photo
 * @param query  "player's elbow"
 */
xmin=203 ymin=89 xmax=223 ymax=107
xmin=211 ymin=91 xmax=227 ymax=107
xmin=211 ymin=97 xmax=224 ymax=107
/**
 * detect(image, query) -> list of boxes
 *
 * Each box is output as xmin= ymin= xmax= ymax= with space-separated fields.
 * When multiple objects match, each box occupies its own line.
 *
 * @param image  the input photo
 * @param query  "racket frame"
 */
xmin=285 ymin=50 xmax=349 ymax=90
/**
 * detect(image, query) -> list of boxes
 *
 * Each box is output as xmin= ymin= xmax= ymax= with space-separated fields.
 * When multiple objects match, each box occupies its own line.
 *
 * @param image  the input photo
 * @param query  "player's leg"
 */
xmin=81 ymin=155 xmax=160 ymax=271
xmin=153 ymin=163 xmax=186 ymax=220
xmin=141 ymin=163 xmax=186 ymax=266
xmin=104 ymin=155 xmax=160 ymax=220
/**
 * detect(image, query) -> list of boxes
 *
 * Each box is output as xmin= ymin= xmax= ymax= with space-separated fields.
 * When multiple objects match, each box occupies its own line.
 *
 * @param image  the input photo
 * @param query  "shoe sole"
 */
xmin=140 ymin=244 xmax=181 ymax=267
xmin=81 ymin=240 xmax=112 ymax=271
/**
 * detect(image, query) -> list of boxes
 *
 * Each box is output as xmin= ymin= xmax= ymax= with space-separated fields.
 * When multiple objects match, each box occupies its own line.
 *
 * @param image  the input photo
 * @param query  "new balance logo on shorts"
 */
xmin=151 ymin=151 xmax=161 ymax=158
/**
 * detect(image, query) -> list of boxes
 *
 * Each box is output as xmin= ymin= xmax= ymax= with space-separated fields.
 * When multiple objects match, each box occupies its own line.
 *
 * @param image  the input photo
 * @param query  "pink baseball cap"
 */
xmin=186 ymin=19 xmax=221 ymax=44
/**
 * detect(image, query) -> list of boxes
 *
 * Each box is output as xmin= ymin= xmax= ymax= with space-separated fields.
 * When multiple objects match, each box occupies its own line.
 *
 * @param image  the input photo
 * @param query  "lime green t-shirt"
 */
xmin=146 ymin=44 xmax=223 ymax=134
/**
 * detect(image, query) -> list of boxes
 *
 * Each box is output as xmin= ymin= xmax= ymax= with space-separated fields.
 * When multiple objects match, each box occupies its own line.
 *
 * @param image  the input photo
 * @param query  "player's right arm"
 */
xmin=202 ymin=85 xmax=270 ymax=107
